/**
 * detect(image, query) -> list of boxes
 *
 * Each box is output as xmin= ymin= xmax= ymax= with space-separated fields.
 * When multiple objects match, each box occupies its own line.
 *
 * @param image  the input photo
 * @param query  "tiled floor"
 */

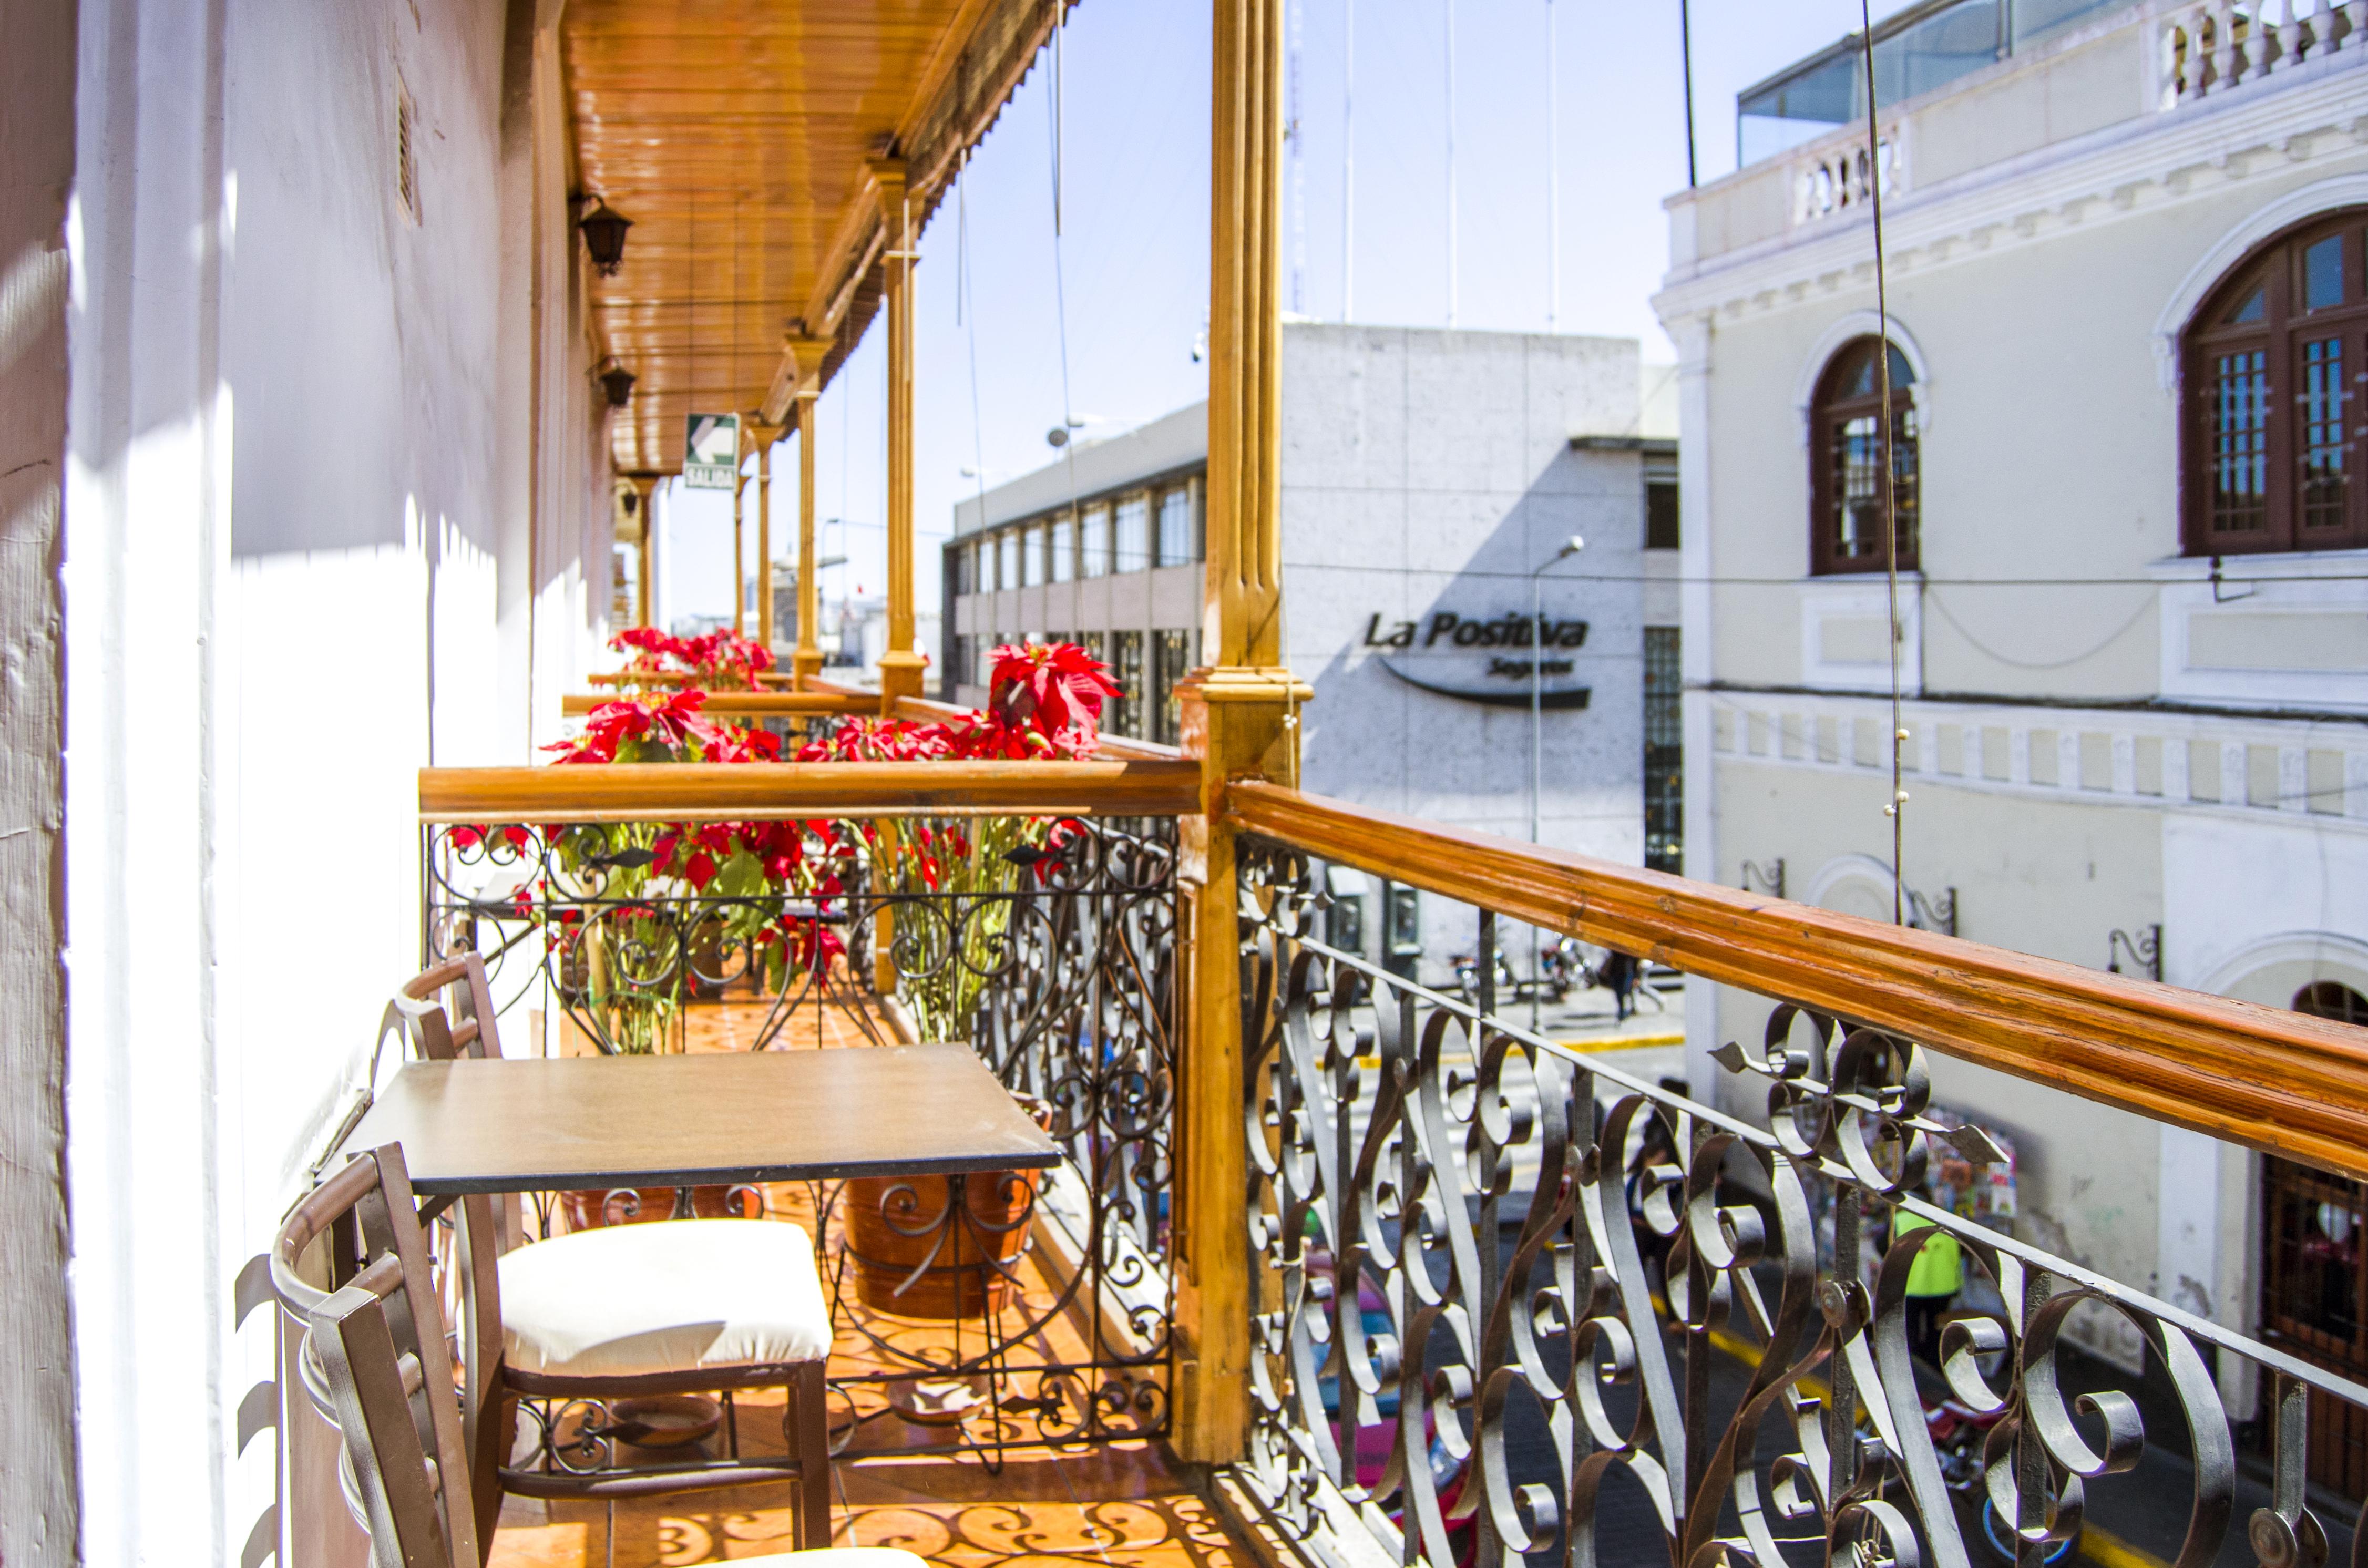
xmin=501 ymin=988 xmax=1217 ymax=1568
xmin=488 ymin=1442 xmax=1245 ymax=1568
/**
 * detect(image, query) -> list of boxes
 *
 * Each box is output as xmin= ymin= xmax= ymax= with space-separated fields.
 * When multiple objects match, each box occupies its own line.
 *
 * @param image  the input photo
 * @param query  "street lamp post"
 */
xmin=1529 ymin=534 xmax=1585 ymax=1028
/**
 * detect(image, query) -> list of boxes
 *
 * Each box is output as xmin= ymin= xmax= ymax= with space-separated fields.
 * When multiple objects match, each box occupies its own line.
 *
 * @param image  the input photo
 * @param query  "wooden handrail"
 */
xmin=419 ymin=760 xmax=1202 ymax=823
xmin=586 ymin=670 xmax=801 ymax=689
xmin=1226 ymin=779 xmax=2368 ymax=1180
xmin=559 ymin=691 xmax=872 ymax=717
xmin=883 ymin=691 xmax=1188 ymax=762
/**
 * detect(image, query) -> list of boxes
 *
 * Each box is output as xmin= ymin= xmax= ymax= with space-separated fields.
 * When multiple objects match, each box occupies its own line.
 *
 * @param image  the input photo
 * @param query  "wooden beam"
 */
xmin=584 ymin=669 xmax=799 ymax=689
xmin=623 ymin=472 xmax=661 ymax=628
xmin=749 ymin=418 xmax=785 ymax=650
xmin=1225 ymin=779 xmax=2368 ymax=1183
xmin=880 ymin=688 xmax=1187 ymax=762
xmin=794 ymin=387 xmax=823 ymax=683
xmin=559 ymin=692 xmax=868 ymax=718
xmin=417 ymin=759 xmax=1205 ymax=823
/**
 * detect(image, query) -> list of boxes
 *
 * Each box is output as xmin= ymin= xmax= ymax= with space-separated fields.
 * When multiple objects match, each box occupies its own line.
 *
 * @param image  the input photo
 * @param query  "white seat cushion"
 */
xmin=498 ymin=1219 xmax=831 ymax=1378
xmin=733 ymin=1553 xmax=928 ymax=1568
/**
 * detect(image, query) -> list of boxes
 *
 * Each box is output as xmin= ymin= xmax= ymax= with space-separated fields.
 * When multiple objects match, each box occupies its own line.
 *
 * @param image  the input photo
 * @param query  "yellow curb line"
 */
xmin=2076 ymin=1525 xmax=2169 ymax=1568
xmin=1553 ymin=1030 xmax=1686 ymax=1054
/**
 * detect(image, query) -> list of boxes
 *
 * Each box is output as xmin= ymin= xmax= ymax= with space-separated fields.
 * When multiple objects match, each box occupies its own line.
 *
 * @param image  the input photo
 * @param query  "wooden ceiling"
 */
xmin=566 ymin=0 xmax=1065 ymax=475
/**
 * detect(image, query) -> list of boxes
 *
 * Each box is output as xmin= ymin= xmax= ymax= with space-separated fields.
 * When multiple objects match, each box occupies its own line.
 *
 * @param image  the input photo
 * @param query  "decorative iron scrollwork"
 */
xmin=427 ymin=813 xmax=1177 ymax=1460
xmin=1235 ymin=838 xmax=2368 ymax=1568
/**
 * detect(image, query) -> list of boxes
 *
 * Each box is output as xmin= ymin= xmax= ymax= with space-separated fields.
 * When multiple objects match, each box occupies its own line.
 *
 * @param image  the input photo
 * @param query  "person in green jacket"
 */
xmin=1892 ymin=1205 xmax=1962 ymax=1368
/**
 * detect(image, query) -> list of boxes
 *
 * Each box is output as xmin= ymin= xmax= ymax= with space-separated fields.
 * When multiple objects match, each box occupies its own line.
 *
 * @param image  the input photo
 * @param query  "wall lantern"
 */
xmin=578 ymin=199 xmax=632 ymax=275
xmin=598 ymin=360 xmax=637 ymax=408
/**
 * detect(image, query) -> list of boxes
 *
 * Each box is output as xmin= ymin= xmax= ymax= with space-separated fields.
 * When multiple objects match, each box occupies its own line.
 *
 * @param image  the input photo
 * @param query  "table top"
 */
xmin=340 ymin=1045 xmax=1061 ymax=1195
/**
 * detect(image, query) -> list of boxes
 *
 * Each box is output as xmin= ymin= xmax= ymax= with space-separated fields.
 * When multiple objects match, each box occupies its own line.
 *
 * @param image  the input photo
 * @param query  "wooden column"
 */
xmin=627 ymin=473 xmax=661 ymax=628
xmin=871 ymin=156 xmax=925 ymax=709
xmin=794 ymin=393 xmax=823 ymax=684
xmin=783 ymin=333 xmax=834 ymax=689
xmin=1172 ymin=0 xmax=1307 ymax=1467
xmin=731 ymin=419 xmax=751 ymax=638
xmin=749 ymin=420 xmax=785 ymax=652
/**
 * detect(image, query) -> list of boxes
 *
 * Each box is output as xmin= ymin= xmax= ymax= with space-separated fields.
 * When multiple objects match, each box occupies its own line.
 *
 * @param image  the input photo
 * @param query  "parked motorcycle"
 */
xmin=1451 ymin=936 xmax=1596 ymax=1006
xmin=1450 ymin=950 xmax=1520 ymax=1006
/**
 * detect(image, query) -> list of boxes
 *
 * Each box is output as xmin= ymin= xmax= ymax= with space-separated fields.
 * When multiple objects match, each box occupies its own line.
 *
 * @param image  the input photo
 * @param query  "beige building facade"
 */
xmin=1657 ymin=0 xmax=2368 ymax=1385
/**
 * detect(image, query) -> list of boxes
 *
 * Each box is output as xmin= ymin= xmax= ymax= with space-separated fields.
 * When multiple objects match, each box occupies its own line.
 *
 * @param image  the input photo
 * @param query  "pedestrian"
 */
xmin=1602 ymin=948 xmax=1638 ymax=1020
xmin=1891 ymin=1204 xmax=1964 ymax=1368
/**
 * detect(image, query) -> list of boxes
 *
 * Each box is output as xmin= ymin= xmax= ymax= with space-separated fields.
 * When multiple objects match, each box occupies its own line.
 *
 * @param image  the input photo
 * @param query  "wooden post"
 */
xmin=627 ymin=473 xmax=661 ymax=628
xmin=731 ymin=419 xmax=750 ymax=638
xmin=1172 ymin=0 xmax=1307 ymax=1467
xmin=794 ymin=392 xmax=823 ymax=685
xmin=782 ymin=335 xmax=834 ymax=689
xmin=870 ymin=156 xmax=925 ymax=710
xmin=871 ymin=820 xmax=899 ymax=997
xmin=749 ymin=420 xmax=785 ymax=652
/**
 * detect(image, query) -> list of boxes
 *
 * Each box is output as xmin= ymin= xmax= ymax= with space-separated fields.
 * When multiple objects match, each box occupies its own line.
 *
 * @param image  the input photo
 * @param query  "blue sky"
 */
xmin=658 ymin=0 xmax=1890 ymax=634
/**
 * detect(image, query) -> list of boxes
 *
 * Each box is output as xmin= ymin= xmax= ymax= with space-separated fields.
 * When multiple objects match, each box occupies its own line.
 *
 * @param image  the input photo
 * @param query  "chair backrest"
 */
xmin=385 ymin=955 xmax=511 ymax=1552
xmin=392 ymin=952 xmax=501 ymax=1061
xmin=272 ymin=1143 xmax=479 ymax=1568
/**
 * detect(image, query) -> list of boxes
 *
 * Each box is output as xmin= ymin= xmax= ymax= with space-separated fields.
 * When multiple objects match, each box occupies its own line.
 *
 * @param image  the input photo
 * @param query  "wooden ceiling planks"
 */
xmin=563 ymin=0 xmax=1066 ymax=476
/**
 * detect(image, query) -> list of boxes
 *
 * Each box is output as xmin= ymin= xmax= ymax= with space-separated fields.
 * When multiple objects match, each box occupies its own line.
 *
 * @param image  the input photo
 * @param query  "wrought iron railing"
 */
xmin=417 ymin=790 xmax=1181 ymax=1460
xmin=1231 ymin=835 xmax=2368 ymax=1568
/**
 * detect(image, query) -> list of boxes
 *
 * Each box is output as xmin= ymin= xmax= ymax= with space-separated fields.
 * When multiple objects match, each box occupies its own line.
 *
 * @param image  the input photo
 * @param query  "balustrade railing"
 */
xmin=1224 ymin=784 xmax=2368 ymax=1568
xmin=415 ymin=760 xmax=1191 ymax=1457
xmin=2159 ymin=0 xmax=2368 ymax=106
xmin=1794 ymin=131 xmax=1906 ymax=229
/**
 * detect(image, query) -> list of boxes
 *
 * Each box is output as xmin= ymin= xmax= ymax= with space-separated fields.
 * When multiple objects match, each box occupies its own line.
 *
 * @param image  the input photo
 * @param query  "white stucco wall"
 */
xmin=61 ymin=1 xmax=611 ymax=1561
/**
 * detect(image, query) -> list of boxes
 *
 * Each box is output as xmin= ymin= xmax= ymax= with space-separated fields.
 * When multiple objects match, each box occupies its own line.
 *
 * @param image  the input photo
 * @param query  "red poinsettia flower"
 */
xmin=782 ymin=917 xmax=846 ymax=973
xmin=988 ymin=641 xmax=1120 ymax=742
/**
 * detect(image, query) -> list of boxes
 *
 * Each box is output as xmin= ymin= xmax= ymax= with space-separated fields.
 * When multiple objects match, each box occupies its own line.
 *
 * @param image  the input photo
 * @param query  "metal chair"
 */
xmin=391 ymin=956 xmax=837 ymax=1556
xmin=274 ymin=1139 xmax=921 ymax=1568
xmin=273 ymin=1140 xmax=479 ymax=1568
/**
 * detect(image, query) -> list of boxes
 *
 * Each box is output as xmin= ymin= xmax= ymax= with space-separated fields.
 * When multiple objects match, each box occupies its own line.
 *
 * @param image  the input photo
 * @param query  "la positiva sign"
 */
xmin=1360 ymin=609 xmax=1595 ymax=710
xmin=1362 ymin=611 xmax=1590 ymax=651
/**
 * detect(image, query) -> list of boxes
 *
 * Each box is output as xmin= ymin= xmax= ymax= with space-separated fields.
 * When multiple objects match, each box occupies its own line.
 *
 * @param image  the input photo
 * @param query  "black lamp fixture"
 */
xmin=598 ymin=359 xmax=637 ymax=409
xmin=578 ymin=197 xmax=632 ymax=276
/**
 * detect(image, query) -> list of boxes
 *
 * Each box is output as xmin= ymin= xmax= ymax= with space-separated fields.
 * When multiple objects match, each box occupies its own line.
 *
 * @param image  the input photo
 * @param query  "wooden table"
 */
xmin=340 ymin=1043 xmax=1060 ymax=1194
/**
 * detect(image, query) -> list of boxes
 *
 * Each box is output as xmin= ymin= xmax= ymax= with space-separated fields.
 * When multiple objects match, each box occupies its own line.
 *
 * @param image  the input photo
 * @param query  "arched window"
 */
xmin=2184 ymin=208 xmax=2368 ymax=555
xmin=2297 ymin=980 xmax=2368 ymax=1027
xmin=1809 ymin=337 xmax=1920 ymax=576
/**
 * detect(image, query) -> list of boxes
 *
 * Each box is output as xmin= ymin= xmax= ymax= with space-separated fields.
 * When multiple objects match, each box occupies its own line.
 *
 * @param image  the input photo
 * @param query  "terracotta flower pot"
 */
xmin=842 ymin=1093 xmax=1053 ymax=1320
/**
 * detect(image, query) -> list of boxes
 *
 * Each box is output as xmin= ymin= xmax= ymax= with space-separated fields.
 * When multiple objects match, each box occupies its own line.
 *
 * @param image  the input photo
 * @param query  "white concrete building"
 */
xmin=949 ymin=324 xmax=1681 ymax=978
xmin=1657 ymin=0 xmax=2368 ymax=1419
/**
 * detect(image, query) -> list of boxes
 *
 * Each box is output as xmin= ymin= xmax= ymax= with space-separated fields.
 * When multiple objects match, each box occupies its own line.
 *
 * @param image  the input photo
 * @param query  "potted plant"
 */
xmin=610 ymin=627 xmax=775 ymax=691
xmin=812 ymin=643 xmax=1121 ymax=1321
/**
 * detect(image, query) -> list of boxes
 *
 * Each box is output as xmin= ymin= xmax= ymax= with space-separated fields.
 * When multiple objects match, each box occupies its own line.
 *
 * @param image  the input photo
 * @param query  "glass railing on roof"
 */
xmin=1737 ymin=0 xmax=2130 ymax=166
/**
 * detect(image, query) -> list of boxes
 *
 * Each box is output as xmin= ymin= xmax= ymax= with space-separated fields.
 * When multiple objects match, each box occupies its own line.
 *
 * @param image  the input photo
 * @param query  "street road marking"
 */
xmin=2077 ymin=1525 xmax=2170 ymax=1568
xmin=1554 ymin=1030 xmax=1685 ymax=1053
